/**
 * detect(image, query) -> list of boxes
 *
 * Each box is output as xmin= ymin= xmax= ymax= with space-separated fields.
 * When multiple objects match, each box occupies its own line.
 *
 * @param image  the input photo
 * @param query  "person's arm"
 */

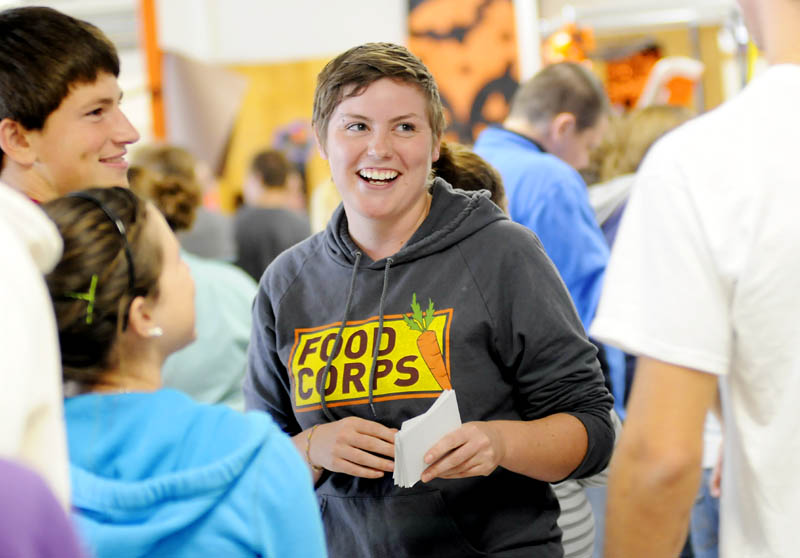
xmin=424 ymin=220 xmax=614 ymax=483
xmin=604 ymin=356 xmax=718 ymax=558
xmin=421 ymin=413 xmax=587 ymax=482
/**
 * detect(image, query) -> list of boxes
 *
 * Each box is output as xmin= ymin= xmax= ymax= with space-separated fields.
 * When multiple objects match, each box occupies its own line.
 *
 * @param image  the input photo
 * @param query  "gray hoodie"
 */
xmin=245 ymin=179 xmax=614 ymax=558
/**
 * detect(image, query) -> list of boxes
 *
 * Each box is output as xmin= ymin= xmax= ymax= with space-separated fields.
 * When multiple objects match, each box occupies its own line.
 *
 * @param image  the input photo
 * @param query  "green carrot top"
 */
xmin=403 ymin=293 xmax=435 ymax=332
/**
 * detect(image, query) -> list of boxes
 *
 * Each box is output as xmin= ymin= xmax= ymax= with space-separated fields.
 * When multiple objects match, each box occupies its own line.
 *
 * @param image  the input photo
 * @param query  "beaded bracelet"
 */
xmin=306 ymin=424 xmax=324 ymax=473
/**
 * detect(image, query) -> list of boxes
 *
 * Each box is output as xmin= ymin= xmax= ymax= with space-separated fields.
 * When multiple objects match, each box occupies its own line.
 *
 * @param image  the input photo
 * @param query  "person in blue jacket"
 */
xmin=473 ymin=62 xmax=626 ymax=410
xmin=42 ymin=186 xmax=327 ymax=558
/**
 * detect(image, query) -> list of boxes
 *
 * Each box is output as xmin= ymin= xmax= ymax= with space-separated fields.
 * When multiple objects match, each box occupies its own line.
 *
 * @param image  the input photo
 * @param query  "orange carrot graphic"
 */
xmin=403 ymin=293 xmax=452 ymax=390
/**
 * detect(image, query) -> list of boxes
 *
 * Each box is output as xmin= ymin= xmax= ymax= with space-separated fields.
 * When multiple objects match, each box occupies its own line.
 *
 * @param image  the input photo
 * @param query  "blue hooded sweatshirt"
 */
xmin=65 ymin=389 xmax=327 ymax=558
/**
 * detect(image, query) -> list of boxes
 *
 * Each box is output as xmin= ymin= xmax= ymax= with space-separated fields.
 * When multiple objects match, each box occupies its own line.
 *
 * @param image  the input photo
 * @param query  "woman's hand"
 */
xmin=308 ymin=417 xmax=397 ymax=479
xmin=420 ymin=421 xmax=506 ymax=482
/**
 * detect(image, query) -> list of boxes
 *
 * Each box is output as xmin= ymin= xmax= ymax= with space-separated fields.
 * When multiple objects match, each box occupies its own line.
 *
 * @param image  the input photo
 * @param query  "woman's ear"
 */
xmin=431 ymin=135 xmax=442 ymax=163
xmin=0 ymin=119 xmax=37 ymax=166
xmin=313 ymin=126 xmax=328 ymax=161
xmin=125 ymin=295 xmax=158 ymax=338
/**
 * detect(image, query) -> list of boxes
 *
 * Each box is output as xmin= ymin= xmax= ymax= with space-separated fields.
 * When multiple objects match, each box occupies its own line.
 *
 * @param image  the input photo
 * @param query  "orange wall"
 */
xmin=219 ymin=59 xmax=331 ymax=212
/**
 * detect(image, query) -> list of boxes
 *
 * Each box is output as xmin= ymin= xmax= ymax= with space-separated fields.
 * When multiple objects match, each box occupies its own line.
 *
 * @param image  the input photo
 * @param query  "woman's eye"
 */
xmin=86 ymin=108 xmax=103 ymax=117
xmin=346 ymin=122 xmax=367 ymax=132
xmin=397 ymin=123 xmax=416 ymax=133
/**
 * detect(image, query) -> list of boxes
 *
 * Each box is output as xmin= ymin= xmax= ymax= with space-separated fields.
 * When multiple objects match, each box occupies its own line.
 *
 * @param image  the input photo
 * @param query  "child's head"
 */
xmin=129 ymin=144 xmax=202 ymax=232
xmin=433 ymin=141 xmax=507 ymax=212
xmin=242 ymin=149 xmax=301 ymax=206
xmin=0 ymin=7 xmax=139 ymax=198
xmin=43 ymin=187 xmax=195 ymax=391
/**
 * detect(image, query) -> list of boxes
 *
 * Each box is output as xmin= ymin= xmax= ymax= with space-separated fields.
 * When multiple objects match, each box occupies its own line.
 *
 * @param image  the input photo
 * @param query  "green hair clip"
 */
xmin=63 ymin=274 xmax=99 ymax=324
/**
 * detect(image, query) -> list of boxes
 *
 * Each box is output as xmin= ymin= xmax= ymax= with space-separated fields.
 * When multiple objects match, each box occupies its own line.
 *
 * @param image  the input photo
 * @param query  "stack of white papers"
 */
xmin=393 ymin=390 xmax=462 ymax=488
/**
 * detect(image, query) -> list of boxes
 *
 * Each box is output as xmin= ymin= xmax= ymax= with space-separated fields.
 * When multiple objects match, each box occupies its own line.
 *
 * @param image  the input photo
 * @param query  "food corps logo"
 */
xmin=289 ymin=295 xmax=453 ymax=411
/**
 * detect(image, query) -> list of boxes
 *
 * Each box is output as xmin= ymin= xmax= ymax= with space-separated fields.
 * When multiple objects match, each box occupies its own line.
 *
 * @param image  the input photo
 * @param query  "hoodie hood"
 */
xmin=0 ymin=183 xmax=62 ymax=273
xmin=65 ymin=389 xmax=282 ymax=557
xmin=315 ymin=178 xmax=508 ymax=420
xmin=324 ymin=178 xmax=507 ymax=268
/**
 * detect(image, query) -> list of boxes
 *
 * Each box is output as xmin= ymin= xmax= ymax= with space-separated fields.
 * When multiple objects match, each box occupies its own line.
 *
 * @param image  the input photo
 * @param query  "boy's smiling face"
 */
xmin=25 ymin=72 xmax=139 ymax=195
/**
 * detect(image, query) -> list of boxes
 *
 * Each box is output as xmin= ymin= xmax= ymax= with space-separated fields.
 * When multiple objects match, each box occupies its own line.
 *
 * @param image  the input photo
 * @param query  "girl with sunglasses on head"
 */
xmin=42 ymin=187 xmax=326 ymax=558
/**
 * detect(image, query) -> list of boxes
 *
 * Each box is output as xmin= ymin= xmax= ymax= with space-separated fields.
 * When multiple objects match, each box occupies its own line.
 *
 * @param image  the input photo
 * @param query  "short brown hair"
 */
xmin=129 ymin=144 xmax=202 ymax=232
xmin=312 ymin=42 xmax=445 ymax=147
xmin=508 ymin=62 xmax=609 ymax=131
xmin=43 ymin=187 xmax=162 ymax=389
xmin=433 ymin=141 xmax=507 ymax=212
xmin=250 ymin=149 xmax=291 ymax=188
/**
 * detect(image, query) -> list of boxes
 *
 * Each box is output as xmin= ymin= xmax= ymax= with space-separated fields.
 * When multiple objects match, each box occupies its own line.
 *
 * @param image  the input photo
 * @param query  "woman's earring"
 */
xmin=147 ymin=326 xmax=163 ymax=338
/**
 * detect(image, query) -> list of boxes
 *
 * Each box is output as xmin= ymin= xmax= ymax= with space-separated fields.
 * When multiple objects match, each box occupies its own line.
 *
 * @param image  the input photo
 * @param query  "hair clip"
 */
xmin=63 ymin=274 xmax=99 ymax=324
xmin=67 ymin=190 xmax=139 ymax=331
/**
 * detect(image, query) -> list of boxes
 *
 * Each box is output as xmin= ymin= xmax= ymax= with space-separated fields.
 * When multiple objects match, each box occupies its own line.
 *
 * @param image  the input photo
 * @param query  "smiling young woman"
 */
xmin=245 ymin=42 xmax=615 ymax=558
xmin=316 ymin=77 xmax=440 ymax=260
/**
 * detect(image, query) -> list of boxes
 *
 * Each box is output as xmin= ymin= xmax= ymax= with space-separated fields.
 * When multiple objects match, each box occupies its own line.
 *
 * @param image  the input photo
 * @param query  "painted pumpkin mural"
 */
xmin=408 ymin=0 xmax=519 ymax=143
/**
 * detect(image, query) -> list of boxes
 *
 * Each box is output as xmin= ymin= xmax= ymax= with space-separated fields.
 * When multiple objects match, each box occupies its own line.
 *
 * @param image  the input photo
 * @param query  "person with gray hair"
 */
xmin=474 ymin=63 xmax=623 ymax=413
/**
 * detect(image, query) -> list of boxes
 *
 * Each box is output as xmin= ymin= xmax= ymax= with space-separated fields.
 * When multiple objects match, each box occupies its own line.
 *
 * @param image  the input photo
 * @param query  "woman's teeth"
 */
xmin=359 ymin=169 xmax=399 ymax=183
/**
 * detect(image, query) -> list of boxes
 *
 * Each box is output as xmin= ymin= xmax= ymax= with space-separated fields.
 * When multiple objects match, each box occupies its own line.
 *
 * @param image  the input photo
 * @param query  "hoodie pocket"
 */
xmin=319 ymin=489 xmax=486 ymax=558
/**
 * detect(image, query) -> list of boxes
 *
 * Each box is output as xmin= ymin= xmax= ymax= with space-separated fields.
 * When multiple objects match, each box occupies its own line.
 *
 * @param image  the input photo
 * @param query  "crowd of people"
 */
xmin=1 ymin=1 xmax=798 ymax=557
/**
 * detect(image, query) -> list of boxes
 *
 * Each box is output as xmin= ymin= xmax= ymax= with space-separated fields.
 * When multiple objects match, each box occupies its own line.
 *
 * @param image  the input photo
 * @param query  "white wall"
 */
xmin=538 ymin=0 xmax=738 ymax=35
xmin=156 ymin=0 xmax=408 ymax=64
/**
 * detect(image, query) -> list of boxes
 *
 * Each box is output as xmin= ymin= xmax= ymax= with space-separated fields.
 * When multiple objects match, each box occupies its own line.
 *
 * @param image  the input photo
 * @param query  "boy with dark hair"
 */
xmin=0 ymin=3 xmax=139 ymax=519
xmin=0 ymin=6 xmax=139 ymax=202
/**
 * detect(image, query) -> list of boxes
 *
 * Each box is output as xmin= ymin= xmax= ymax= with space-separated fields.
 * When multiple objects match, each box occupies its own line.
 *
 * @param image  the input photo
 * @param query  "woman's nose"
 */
xmin=367 ymin=130 xmax=392 ymax=158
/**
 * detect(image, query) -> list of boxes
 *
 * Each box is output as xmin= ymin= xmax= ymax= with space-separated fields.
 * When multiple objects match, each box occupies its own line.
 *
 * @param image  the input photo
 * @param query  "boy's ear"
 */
xmin=550 ymin=112 xmax=577 ymax=142
xmin=312 ymin=125 xmax=328 ymax=161
xmin=0 ymin=118 xmax=36 ymax=166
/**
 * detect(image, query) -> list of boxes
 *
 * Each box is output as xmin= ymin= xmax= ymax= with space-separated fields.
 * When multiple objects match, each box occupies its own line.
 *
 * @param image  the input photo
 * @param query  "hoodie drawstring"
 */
xmin=367 ymin=257 xmax=393 ymax=417
xmin=319 ymin=251 xmax=362 ymax=421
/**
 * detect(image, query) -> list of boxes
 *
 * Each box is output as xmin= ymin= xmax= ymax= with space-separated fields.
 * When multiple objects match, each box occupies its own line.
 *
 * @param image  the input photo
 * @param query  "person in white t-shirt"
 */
xmin=590 ymin=1 xmax=800 ymax=556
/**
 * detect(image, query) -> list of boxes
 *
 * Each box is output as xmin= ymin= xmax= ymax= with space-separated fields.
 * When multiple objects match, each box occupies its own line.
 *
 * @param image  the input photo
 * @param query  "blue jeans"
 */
xmin=690 ymin=468 xmax=719 ymax=558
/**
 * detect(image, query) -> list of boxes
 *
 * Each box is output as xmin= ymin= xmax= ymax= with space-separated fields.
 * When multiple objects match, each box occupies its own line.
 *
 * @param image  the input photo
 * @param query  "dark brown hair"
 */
xmin=433 ymin=141 xmax=507 ymax=212
xmin=43 ymin=187 xmax=162 ymax=387
xmin=312 ymin=42 xmax=445 ymax=147
xmin=0 ymin=7 xmax=119 ymax=167
xmin=129 ymin=145 xmax=202 ymax=232
xmin=250 ymin=149 xmax=292 ymax=188
xmin=508 ymin=62 xmax=609 ymax=131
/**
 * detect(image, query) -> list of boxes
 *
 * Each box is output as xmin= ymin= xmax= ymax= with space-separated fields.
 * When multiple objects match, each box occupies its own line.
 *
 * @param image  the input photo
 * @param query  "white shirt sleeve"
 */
xmin=589 ymin=136 xmax=731 ymax=376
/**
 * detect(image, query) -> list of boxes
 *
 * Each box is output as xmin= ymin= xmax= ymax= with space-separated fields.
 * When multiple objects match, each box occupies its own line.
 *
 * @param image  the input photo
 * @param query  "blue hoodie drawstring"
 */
xmin=319 ymin=250 xmax=362 ymax=421
xmin=367 ymin=257 xmax=393 ymax=417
